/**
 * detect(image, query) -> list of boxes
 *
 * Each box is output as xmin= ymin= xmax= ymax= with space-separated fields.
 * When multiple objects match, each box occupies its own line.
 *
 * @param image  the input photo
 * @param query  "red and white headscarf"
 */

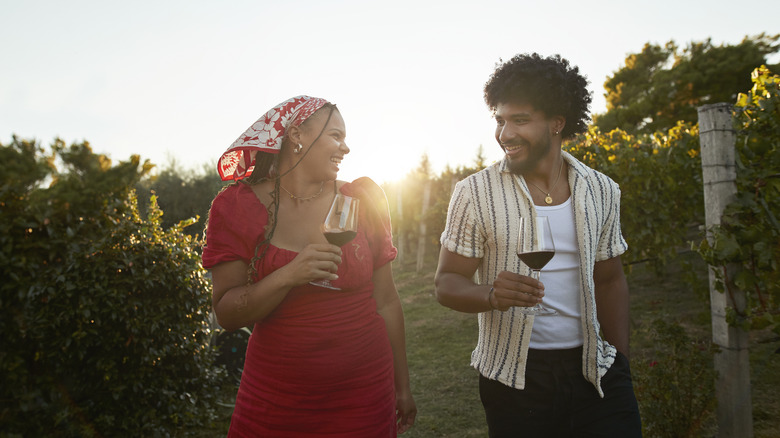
xmin=218 ymin=95 xmax=330 ymax=181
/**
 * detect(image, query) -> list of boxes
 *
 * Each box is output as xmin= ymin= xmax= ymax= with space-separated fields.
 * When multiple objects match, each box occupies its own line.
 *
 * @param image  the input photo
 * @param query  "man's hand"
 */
xmin=490 ymin=271 xmax=545 ymax=311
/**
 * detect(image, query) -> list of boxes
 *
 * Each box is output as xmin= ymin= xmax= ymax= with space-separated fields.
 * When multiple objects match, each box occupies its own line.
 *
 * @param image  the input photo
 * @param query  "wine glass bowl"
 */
xmin=310 ymin=194 xmax=359 ymax=290
xmin=516 ymin=216 xmax=557 ymax=315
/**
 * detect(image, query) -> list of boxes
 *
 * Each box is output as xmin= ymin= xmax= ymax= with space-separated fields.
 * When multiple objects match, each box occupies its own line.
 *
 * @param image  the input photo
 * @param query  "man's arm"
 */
xmin=593 ymin=255 xmax=630 ymax=358
xmin=434 ymin=247 xmax=545 ymax=313
xmin=434 ymin=247 xmax=489 ymax=313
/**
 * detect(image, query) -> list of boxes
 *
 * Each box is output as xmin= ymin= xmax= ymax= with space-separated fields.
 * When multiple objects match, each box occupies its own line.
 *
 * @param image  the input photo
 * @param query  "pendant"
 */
xmin=544 ymin=195 xmax=553 ymax=205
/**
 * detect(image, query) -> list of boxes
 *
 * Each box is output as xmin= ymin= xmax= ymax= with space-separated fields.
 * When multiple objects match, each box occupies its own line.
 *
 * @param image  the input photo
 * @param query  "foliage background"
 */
xmin=594 ymin=33 xmax=779 ymax=135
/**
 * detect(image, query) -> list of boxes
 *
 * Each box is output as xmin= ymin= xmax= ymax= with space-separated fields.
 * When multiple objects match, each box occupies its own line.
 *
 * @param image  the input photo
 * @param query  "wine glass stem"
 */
xmin=531 ymin=270 xmax=543 ymax=309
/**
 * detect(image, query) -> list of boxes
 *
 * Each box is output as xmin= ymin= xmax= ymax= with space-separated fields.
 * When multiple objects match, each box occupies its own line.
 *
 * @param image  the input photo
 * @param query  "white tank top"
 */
xmin=529 ymin=197 xmax=584 ymax=349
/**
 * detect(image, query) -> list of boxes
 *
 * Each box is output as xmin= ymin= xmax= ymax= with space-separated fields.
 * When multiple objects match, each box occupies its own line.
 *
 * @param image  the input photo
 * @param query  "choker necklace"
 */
xmin=527 ymin=158 xmax=564 ymax=205
xmin=280 ymin=182 xmax=325 ymax=202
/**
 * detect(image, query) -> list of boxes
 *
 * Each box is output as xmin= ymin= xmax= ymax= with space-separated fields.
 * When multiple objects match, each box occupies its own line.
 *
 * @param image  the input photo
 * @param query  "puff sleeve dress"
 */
xmin=202 ymin=177 xmax=398 ymax=437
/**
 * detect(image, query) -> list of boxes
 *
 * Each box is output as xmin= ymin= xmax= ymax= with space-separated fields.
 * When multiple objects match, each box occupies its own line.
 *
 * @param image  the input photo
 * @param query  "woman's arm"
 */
xmin=211 ymin=243 xmax=342 ymax=331
xmin=372 ymin=262 xmax=417 ymax=434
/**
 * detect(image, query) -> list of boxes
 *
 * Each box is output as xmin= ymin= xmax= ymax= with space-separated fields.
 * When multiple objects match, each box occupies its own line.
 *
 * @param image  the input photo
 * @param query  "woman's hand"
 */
xmin=284 ymin=243 xmax=342 ymax=285
xmin=396 ymin=388 xmax=417 ymax=434
xmin=490 ymin=270 xmax=545 ymax=311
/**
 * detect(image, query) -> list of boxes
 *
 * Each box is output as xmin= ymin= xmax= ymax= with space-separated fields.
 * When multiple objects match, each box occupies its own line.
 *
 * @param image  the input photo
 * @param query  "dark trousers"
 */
xmin=479 ymin=347 xmax=642 ymax=437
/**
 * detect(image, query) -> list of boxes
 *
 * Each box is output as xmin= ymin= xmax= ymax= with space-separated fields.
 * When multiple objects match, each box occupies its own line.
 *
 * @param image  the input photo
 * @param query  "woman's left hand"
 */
xmin=395 ymin=389 xmax=417 ymax=434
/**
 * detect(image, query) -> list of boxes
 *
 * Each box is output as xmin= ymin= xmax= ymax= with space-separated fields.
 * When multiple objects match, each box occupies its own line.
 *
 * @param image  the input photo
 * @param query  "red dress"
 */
xmin=202 ymin=178 xmax=398 ymax=437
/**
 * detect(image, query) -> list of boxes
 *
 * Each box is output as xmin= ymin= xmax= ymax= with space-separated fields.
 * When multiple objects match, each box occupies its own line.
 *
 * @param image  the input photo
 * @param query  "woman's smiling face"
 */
xmin=298 ymin=107 xmax=349 ymax=180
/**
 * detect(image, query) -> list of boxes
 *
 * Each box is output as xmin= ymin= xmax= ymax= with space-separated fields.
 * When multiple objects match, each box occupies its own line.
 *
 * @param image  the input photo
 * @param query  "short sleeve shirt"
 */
xmin=440 ymin=151 xmax=627 ymax=396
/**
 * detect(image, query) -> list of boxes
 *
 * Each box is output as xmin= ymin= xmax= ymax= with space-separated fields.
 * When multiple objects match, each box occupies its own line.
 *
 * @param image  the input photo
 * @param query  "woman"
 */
xmin=202 ymin=96 xmax=416 ymax=437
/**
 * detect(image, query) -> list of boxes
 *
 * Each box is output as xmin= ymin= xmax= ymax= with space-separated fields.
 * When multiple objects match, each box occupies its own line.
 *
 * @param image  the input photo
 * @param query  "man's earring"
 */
xmin=294 ymin=144 xmax=303 ymax=154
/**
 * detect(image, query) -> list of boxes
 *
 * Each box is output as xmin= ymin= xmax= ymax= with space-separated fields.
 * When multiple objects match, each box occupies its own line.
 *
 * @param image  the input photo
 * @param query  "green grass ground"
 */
xmin=205 ymin=253 xmax=779 ymax=437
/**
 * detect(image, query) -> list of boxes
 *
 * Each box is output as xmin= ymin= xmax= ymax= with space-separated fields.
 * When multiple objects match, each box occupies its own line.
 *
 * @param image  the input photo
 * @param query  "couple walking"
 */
xmin=202 ymin=53 xmax=642 ymax=437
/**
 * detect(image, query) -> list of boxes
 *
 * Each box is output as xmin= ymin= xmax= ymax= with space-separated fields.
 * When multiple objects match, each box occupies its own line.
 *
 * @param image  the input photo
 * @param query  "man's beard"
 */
xmin=506 ymin=135 xmax=552 ymax=176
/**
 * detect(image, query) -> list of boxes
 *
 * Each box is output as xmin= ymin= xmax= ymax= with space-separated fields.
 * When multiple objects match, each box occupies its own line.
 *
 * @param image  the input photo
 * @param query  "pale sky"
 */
xmin=2 ymin=0 xmax=778 ymax=184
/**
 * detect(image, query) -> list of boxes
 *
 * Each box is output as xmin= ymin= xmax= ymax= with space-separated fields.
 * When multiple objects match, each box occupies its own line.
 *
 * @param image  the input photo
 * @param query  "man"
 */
xmin=434 ymin=53 xmax=642 ymax=437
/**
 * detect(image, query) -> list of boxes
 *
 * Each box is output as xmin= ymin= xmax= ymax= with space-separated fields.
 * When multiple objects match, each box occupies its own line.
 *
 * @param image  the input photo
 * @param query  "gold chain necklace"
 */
xmin=280 ymin=181 xmax=325 ymax=202
xmin=526 ymin=158 xmax=564 ymax=205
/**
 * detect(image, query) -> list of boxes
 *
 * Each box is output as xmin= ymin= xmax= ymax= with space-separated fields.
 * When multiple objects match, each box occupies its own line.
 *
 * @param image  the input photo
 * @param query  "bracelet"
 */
xmin=487 ymin=287 xmax=497 ymax=310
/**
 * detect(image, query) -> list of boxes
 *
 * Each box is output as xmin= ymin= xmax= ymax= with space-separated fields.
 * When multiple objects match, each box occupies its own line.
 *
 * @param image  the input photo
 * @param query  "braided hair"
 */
xmin=241 ymin=104 xmax=338 ymax=284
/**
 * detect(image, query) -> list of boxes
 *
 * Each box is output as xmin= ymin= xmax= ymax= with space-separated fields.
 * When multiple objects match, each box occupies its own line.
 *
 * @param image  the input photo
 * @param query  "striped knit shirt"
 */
xmin=440 ymin=151 xmax=628 ymax=397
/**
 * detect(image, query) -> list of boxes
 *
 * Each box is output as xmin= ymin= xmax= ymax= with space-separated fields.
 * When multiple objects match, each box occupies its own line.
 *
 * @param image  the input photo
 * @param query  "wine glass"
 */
xmin=309 ymin=194 xmax=360 ymax=290
xmin=516 ymin=216 xmax=557 ymax=315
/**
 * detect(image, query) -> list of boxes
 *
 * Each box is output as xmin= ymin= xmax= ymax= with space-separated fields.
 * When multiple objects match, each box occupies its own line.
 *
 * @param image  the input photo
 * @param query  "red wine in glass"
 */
xmin=516 ymin=216 xmax=557 ymax=315
xmin=517 ymin=250 xmax=555 ymax=270
xmin=310 ymin=194 xmax=359 ymax=290
xmin=324 ymin=230 xmax=357 ymax=247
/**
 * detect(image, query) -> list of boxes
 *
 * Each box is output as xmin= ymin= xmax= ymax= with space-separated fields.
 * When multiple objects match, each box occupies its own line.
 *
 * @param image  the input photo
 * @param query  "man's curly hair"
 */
xmin=484 ymin=53 xmax=592 ymax=139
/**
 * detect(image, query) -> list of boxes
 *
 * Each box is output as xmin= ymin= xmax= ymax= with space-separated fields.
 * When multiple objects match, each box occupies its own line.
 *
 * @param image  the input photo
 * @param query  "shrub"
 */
xmin=633 ymin=320 xmax=718 ymax=437
xmin=566 ymin=124 xmax=704 ymax=273
xmin=0 ymin=138 xmax=223 ymax=437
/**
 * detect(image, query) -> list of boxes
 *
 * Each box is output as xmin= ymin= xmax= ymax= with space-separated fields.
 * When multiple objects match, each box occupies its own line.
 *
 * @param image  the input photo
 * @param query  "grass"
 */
xmin=204 ymin=252 xmax=780 ymax=437
xmin=394 ymin=265 xmax=486 ymax=438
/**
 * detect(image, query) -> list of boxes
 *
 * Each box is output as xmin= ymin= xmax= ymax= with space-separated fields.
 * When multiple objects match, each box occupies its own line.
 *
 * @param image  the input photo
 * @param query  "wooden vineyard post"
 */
xmin=416 ymin=180 xmax=431 ymax=272
xmin=395 ymin=185 xmax=405 ymax=266
xmin=698 ymin=103 xmax=753 ymax=438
